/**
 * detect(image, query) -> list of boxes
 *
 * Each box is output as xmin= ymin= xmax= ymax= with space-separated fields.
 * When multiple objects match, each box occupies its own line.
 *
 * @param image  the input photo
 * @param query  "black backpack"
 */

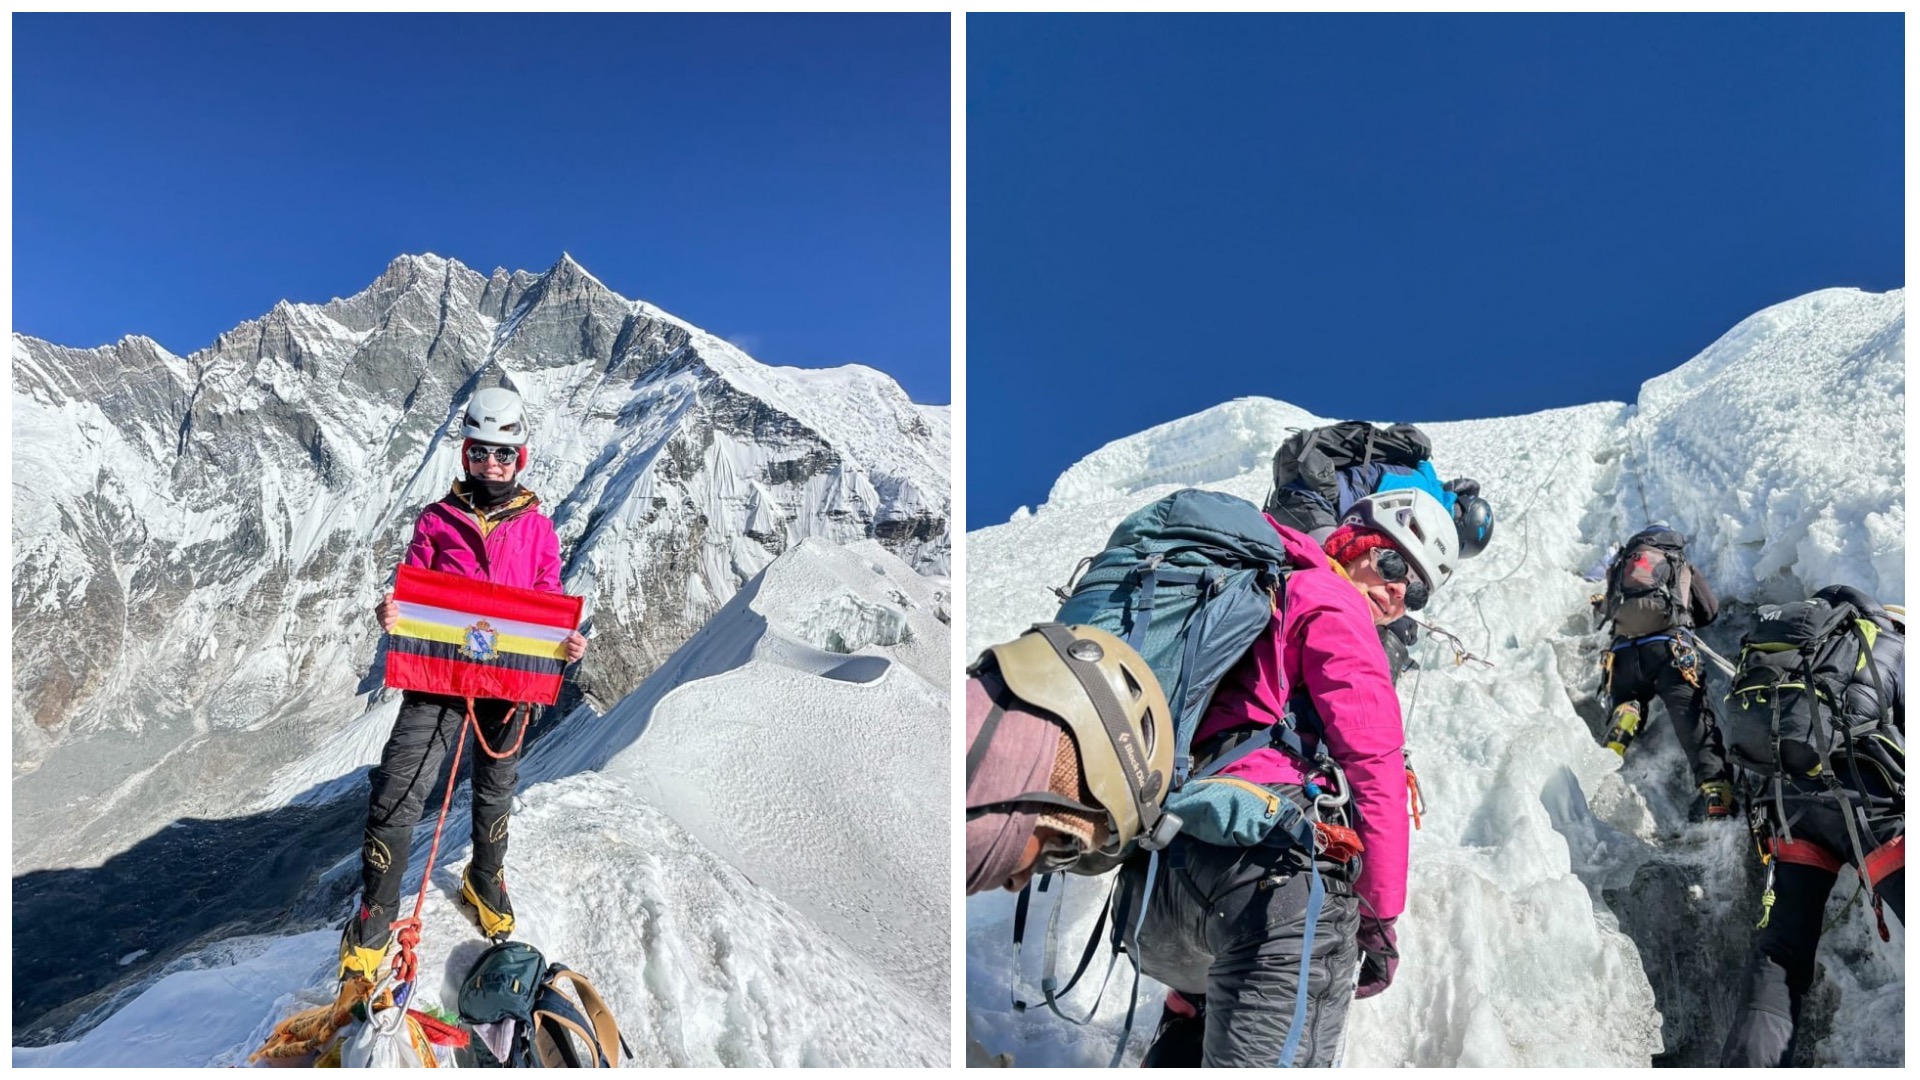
xmin=460 ymin=943 xmax=632 ymax=1068
xmin=1723 ymin=597 xmax=1889 ymax=778
xmin=1604 ymin=530 xmax=1691 ymax=639
xmin=1268 ymin=421 xmax=1432 ymax=506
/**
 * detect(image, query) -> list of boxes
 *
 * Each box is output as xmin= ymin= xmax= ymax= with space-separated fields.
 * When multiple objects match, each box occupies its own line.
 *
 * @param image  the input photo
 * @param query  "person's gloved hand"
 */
xmin=1443 ymin=477 xmax=1480 ymax=499
xmin=1354 ymin=915 xmax=1399 ymax=999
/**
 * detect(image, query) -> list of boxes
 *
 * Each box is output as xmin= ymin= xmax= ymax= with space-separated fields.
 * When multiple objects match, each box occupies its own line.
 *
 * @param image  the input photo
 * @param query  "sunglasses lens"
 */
xmin=467 ymin=446 xmax=517 ymax=464
xmin=1375 ymin=548 xmax=1409 ymax=582
xmin=1404 ymin=579 xmax=1429 ymax=611
xmin=1374 ymin=547 xmax=1428 ymax=610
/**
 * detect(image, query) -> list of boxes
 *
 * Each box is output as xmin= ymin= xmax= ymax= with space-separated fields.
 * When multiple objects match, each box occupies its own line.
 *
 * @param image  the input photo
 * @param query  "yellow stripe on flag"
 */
xmin=392 ymin=618 xmax=570 ymax=661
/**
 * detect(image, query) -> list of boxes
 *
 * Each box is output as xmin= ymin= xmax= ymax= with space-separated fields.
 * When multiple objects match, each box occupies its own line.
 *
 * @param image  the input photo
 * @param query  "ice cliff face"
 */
xmin=11 ymin=252 xmax=948 ymax=871
xmin=965 ymin=286 xmax=1903 ymax=1066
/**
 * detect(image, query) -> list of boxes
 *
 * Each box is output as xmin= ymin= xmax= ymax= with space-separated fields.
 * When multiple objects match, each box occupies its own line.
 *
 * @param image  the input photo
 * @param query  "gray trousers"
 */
xmin=1120 ymin=832 xmax=1361 ymax=1067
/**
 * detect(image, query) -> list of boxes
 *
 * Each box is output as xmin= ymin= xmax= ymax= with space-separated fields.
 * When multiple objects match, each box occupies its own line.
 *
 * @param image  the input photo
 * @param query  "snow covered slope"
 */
xmin=17 ymin=536 xmax=950 ymax=1065
xmin=14 ymin=775 xmax=945 ymax=1068
xmin=12 ymin=252 xmax=949 ymax=874
xmin=524 ymin=536 xmax=952 ymax=1010
xmin=965 ymin=286 xmax=1903 ymax=1067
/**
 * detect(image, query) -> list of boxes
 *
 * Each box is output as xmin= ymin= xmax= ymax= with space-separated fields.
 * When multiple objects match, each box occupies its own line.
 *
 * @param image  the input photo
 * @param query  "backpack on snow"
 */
xmin=1723 ymin=596 xmax=1893 ymax=779
xmin=1051 ymin=488 xmax=1326 ymax=857
xmin=1605 ymin=530 xmax=1693 ymax=639
xmin=1269 ymin=421 xmax=1432 ymax=506
xmin=460 ymin=941 xmax=632 ymax=1067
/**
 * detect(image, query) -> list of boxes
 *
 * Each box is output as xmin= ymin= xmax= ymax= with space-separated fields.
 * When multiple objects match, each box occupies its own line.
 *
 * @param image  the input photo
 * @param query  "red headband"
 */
xmin=1324 ymin=524 xmax=1396 ymax=569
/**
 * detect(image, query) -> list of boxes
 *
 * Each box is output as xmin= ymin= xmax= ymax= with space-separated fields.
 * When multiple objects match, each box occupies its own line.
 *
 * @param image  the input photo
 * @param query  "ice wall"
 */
xmin=965 ymin=286 xmax=1903 ymax=1067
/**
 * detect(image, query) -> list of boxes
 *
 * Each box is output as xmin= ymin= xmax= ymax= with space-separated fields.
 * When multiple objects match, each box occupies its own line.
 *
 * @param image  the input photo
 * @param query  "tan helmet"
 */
xmin=976 ymin=623 xmax=1175 ymax=865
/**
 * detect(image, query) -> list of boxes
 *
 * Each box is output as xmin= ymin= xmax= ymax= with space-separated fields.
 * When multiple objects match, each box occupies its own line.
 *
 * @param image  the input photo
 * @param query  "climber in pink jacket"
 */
xmin=1199 ymin=516 xmax=1413 ymax=926
xmin=340 ymin=386 xmax=587 ymax=983
xmin=1136 ymin=487 xmax=1457 ymax=1068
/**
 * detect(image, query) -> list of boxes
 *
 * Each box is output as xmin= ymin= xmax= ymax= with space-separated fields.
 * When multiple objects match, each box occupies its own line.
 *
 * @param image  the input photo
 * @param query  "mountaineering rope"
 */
xmin=389 ymin=698 xmax=532 ymax=987
xmin=470 ymin=699 xmax=532 ymax=760
xmin=1408 ymin=617 xmax=1495 ymax=669
xmin=1687 ymin=632 xmax=1738 ymax=679
xmin=1465 ymin=434 xmax=1582 ymax=658
xmin=1628 ymin=424 xmax=1655 ymax=527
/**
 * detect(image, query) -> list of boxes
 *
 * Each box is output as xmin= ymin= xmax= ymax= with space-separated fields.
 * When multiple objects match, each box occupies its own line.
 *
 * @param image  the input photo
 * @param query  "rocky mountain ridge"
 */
xmin=12 ymin=252 xmax=948 ymax=871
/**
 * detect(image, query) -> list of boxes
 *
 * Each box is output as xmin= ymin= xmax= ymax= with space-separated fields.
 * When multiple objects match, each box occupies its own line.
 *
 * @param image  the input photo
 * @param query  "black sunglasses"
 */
xmin=1373 ymin=547 xmax=1430 ymax=612
xmin=466 ymin=445 xmax=519 ymax=465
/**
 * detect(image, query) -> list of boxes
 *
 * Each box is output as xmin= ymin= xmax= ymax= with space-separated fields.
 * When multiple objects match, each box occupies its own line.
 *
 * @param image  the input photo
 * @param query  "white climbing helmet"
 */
xmin=462 ymin=387 xmax=529 ymax=446
xmin=1342 ymin=488 xmax=1459 ymax=592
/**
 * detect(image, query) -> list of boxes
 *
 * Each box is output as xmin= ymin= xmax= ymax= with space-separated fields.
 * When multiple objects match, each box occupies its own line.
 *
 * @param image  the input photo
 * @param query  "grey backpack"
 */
xmin=1605 ymin=530 xmax=1691 ymax=639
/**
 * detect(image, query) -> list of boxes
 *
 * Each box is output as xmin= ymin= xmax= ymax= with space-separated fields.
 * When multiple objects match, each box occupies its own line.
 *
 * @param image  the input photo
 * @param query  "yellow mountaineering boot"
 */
xmin=337 ymin=910 xmax=393 ymax=983
xmin=1604 ymin=702 xmax=1642 ymax=757
xmin=461 ymin=865 xmax=516 ymax=941
xmin=1700 ymin=779 xmax=1736 ymax=820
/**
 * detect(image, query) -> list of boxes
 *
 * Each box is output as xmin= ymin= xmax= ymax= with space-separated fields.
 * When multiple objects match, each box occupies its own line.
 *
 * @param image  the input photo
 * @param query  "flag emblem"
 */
xmin=384 ymin=566 xmax=584 ymax=705
xmin=460 ymin=620 xmax=501 ymax=662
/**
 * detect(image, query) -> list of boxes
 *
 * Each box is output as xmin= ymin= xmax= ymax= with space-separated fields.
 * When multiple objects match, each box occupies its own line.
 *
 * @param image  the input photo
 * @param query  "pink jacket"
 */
xmin=401 ymin=490 xmax=565 ymax=594
xmin=1195 ymin=516 xmax=1410 ymax=921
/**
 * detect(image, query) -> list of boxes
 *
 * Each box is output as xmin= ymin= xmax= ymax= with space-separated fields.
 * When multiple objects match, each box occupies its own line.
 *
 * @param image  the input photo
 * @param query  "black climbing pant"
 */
xmin=1120 ymin=812 xmax=1361 ymax=1067
xmin=1721 ymin=798 xmax=1904 ymax=1067
xmin=356 ymin=693 xmax=524 ymax=942
xmin=1607 ymin=637 xmax=1729 ymax=786
xmin=1140 ymin=995 xmax=1209 ymax=1068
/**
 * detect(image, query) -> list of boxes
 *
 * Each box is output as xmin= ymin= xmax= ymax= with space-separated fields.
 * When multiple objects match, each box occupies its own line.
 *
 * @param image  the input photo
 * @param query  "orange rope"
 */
xmin=469 ymin=698 xmax=532 ymax=760
xmin=1406 ymin=766 xmax=1426 ymax=831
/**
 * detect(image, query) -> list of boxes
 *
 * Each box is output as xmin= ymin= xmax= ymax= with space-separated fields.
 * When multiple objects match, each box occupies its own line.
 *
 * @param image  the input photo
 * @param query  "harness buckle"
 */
xmin=1140 ymin=811 xmax=1184 ymax=853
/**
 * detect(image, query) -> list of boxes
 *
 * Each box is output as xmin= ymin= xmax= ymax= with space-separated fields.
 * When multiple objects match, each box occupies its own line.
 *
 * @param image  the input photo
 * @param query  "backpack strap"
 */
xmin=1010 ymin=873 xmax=1124 ymax=1026
xmin=532 ymin=965 xmax=626 ymax=1067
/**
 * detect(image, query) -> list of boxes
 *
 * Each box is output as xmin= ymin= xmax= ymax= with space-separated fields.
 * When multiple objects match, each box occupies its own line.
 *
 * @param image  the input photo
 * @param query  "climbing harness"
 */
xmin=1669 ymin=635 xmax=1703 ymax=689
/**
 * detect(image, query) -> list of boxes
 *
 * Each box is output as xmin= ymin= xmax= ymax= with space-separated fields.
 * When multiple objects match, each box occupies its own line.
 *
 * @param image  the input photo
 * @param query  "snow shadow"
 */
xmin=11 ymin=718 xmax=568 ymax=1052
xmin=752 ymin=633 xmax=891 ymax=684
xmin=10 ymin=779 xmax=369 ymax=1047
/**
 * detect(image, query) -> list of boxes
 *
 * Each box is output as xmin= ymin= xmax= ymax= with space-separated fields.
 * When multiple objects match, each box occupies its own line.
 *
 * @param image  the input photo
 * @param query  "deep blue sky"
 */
xmin=15 ymin=14 xmax=950 ymax=403
xmin=969 ymin=14 xmax=1903 ymax=522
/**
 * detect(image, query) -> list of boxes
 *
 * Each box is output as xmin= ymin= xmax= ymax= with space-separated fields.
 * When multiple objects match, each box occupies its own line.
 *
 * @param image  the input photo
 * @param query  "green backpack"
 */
xmin=459 ymin=942 xmax=632 ymax=1067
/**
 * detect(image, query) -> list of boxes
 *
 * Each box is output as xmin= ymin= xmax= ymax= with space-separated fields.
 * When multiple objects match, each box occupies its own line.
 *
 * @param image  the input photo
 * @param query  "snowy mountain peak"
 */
xmin=12 ymin=252 xmax=948 ymax=880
